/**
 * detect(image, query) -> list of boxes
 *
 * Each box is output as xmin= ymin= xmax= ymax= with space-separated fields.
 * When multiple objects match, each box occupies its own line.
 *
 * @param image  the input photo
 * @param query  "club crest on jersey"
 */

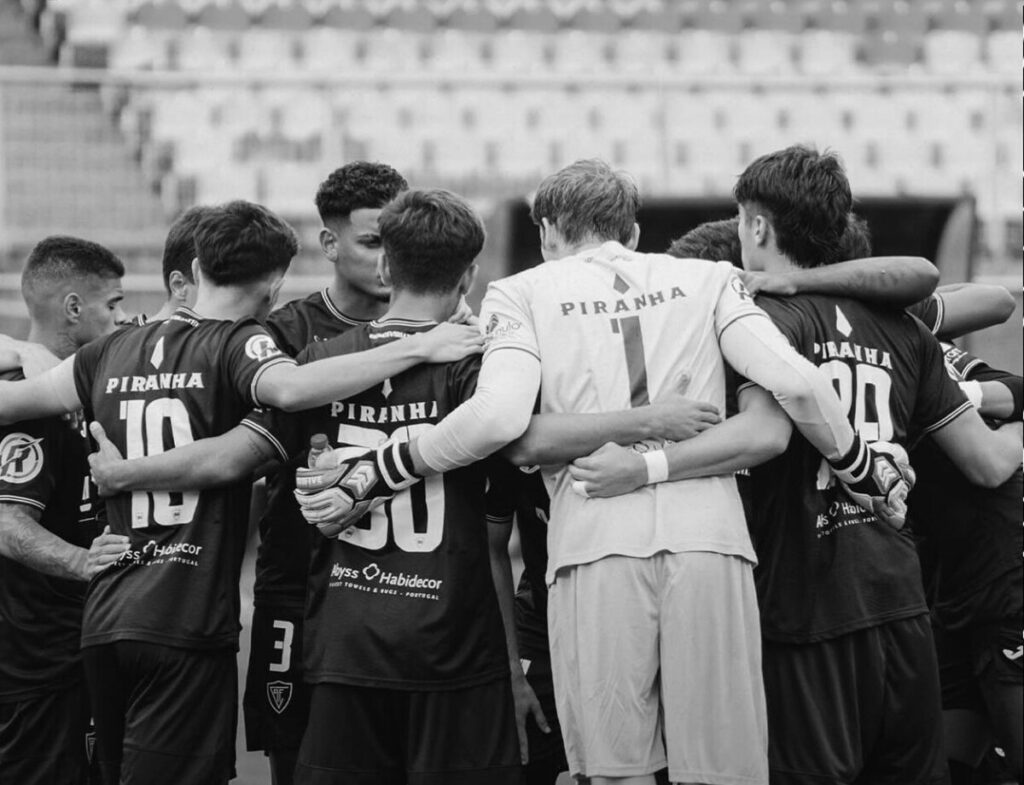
xmin=0 ymin=433 xmax=44 ymax=484
xmin=267 ymin=681 xmax=293 ymax=715
xmin=245 ymin=335 xmax=282 ymax=362
xmin=730 ymin=275 xmax=753 ymax=302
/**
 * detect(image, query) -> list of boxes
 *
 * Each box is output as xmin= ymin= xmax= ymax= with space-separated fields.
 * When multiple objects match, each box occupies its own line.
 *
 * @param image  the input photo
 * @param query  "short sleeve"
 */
xmin=222 ymin=320 xmax=296 ymax=409
xmin=713 ymin=263 xmax=773 ymax=339
xmin=906 ymin=293 xmax=943 ymax=335
xmin=240 ymin=407 xmax=295 ymax=463
xmin=915 ymin=325 xmax=972 ymax=435
xmin=447 ymin=356 xmax=481 ymax=407
xmin=0 ymin=418 xmax=62 ymax=512
xmin=938 ymin=341 xmax=986 ymax=382
xmin=480 ymin=277 xmax=540 ymax=363
xmin=264 ymin=304 xmax=306 ymax=358
xmin=484 ymin=457 xmax=520 ymax=524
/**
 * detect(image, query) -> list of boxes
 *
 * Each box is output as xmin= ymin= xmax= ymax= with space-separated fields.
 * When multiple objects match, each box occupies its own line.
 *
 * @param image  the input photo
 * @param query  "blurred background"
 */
xmin=0 ymin=1 xmax=1019 ymax=781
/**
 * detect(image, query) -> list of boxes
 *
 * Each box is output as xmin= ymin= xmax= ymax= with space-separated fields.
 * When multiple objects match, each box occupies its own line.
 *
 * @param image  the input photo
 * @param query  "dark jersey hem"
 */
xmin=0 ymin=672 xmax=83 ymax=704
xmin=305 ymin=664 xmax=509 ymax=692
xmin=761 ymin=604 xmax=930 ymax=644
xmin=81 ymin=630 xmax=239 ymax=652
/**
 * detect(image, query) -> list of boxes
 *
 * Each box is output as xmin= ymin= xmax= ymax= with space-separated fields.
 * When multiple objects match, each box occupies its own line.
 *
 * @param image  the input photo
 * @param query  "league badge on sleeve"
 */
xmin=0 ymin=433 xmax=44 ymax=484
xmin=730 ymin=275 xmax=753 ymax=302
xmin=245 ymin=334 xmax=283 ymax=362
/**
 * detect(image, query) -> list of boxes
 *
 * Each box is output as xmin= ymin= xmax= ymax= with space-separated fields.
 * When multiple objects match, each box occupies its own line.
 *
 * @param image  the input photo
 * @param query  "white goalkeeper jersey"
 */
xmin=480 ymin=241 xmax=769 ymax=583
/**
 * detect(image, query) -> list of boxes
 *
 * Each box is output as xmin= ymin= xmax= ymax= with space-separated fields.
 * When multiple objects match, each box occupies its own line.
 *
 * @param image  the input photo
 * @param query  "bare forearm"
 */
xmin=790 ymin=256 xmax=938 ymax=306
xmin=489 ymin=530 xmax=524 ymax=673
xmin=503 ymin=410 xmax=657 ymax=467
xmin=260 ymin=340 xmax=427 ymax=412
xmin=665 ymin=390 xmax=790 ymax=479
xmin=0 ymin=506 xmax=88 ymax=581
xmin=976 ymin=381 xmax=1015 ymax=420
xmin=103 ymin=435 xmax=267 ymax=492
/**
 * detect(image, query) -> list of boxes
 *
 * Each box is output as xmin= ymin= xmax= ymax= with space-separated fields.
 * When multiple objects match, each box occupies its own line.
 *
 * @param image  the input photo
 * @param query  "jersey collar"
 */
xmin=321 ymin=289 xmax=372 ymax=326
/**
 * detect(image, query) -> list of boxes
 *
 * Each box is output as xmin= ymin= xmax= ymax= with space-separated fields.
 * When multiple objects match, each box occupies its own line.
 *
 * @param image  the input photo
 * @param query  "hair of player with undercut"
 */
xmin=193 ymin=201 xmax=298 ymax=287
xmin=837 ymin=212 xmax=872 ymax=260
xmin=733 ymin=145 xmax=853 ymax=269
xmin=667 ymin=218 xmax=743 ymax=267
xmin=378 ymin=188 xmax=485 ymax=295
xmin=530 ymin=159 xmax=640 ymax=247
xmin=161 ymin=205 xmax=211 ymax=293
xmin=21 ymin=236 xmax=125 ymax=311
xmin=314 ymin=161 xmax=409 ymax=224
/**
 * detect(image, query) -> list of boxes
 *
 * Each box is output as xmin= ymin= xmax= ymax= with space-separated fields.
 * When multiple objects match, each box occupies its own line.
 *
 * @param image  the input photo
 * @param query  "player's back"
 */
xmin=749 ymin=294 xmax=970 ymax=642
xmin=72 ymin=307 xmax=293 ymax=650
xmin=280 ymin=321 xmax=508 ymax=689
xmin=484 ymin=241 xmax=764 ymax=580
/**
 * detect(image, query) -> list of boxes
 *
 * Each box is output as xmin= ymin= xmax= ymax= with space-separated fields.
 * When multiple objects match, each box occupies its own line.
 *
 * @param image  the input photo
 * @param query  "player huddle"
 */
xmin=0 ymin=148 xmax=1020 ymax=785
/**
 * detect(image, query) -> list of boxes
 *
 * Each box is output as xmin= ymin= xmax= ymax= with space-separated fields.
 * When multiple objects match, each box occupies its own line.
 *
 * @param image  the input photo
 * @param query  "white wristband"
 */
xmin=959 ymin=380 xmax=983 ymax=409
xmin=642 ymin=450 xmax=669 ymax=485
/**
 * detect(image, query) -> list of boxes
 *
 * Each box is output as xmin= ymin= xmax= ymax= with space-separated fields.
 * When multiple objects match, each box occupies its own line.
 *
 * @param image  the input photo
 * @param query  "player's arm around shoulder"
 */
xmin=88 ymin=421 xmax=282 ymax=496
xmin=0 ymin=357 xmax=81 ymax=425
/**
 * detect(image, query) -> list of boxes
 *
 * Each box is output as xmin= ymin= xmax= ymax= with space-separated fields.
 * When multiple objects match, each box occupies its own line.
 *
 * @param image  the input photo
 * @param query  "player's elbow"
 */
xmin=901 ymin=258 xmax=940 ymax=304
xmin=987 ymin=287 xmax=1017 ymax=325
xmin=961 ymin=447 xmax=1021 ymax=488
xmin=489 ymin=409 xmax=533 ymax=455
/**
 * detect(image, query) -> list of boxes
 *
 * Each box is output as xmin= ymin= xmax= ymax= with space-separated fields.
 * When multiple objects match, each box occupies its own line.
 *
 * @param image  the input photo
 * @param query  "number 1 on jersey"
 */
xmin=611 ymin=315 xmax=650 ymax=406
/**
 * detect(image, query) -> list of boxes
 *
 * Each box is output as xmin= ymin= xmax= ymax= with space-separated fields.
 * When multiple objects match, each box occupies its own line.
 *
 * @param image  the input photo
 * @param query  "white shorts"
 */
xmin=548 ymin=551 xmax=768 ymax=784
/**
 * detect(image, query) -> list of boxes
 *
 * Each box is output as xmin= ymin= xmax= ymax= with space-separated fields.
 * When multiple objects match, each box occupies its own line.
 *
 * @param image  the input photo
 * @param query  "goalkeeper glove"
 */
xmin=829 ymin=435 xmax=916 ymax=531
xmin=294 ymin=439 xmax=422 ymax=538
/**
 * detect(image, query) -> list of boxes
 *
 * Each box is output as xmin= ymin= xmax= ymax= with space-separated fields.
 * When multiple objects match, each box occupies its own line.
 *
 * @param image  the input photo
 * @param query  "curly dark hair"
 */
xmin=667 ymin=218 xmax=743 ymax=267
xmin=379 ymin=189 xmax=485 ymax=295
xmin=734 ymin=145 xmax=852 ymax=268
xmin=837 ymin=212 xmax=872 ymax=260
xmin=314 ymin=161 xmax=409 ymax=223
xmin=193 ymin=201 xmax=298 ymax=286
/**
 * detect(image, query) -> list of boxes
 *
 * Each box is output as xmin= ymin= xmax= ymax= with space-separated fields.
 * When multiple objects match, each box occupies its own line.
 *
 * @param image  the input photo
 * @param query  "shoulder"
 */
xmin=297 ymin=326 xmax=365 ymax=364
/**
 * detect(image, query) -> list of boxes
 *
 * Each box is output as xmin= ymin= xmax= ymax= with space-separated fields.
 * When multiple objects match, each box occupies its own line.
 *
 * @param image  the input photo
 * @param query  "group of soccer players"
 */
xmin=0 ymin=146 xmax=1020 ymax=785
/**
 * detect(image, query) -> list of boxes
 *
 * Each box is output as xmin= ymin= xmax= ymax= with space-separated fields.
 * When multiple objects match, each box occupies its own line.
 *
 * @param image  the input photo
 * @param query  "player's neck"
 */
xmin=191 ymin=289 xmax=262 ymax=322
xmin=150 ymin=299 xmax=178 ymax=322
xmin=26 ymin=323 xmax=77 ymax=360
xmin=328 ymin=278 xmax=388 ymax=321
xmin=384 ymin=291 xmax=458 ymax=324
xmin=763 ymin=253 xmax=800 ymax=275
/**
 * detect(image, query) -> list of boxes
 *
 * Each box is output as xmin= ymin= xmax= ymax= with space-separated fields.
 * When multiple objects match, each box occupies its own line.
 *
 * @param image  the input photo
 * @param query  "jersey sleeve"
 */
xmin=905 ymin=293 xmax=943 ymax=335
xmin=484 ymin=457 xmax=520 ymax=525
xmin=447 ymin=356 xmax=482 ymax=406
xmin=914 ymin=323 xmax=972 ymax=435
xmin=222 ymin=320 xmax=296 ymax=409
xmin=0 ymin=418 xmax=62 ymax=512
xmin=480 ymin=277 xmax=540 ymax=363
xmin=264 ymin=304 xmax=306 ymax=358
xmin=239 ymin=407 xmax=295 ymax=463
xmin=939 ymin=341 xmax=987 ymax=381
xmin=713 ymin=263 xmax=774 ymax=339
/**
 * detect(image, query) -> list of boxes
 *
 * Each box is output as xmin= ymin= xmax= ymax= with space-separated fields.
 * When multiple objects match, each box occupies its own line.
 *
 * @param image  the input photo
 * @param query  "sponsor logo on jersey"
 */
xmin=0 ymin=433 xmax=44 ymax=484
xmin=267 ymin=681 xmax=293 ymax=714
xmin=560 ymin=286 xmax=686 ymax=317
xmin=330 ymin=561 xmax=444 ymax=598
xmin=115 ymin=538 xmax=204 ymax=567
xmin=104 ymin=373 xmax=205 ymax=394
xmin=245 ymin=334 xmax=283 ymax=362
xmin=812 ymin=341 xmax=893 ymax=370
xmin=485 ymin=314 xmax=522 ymax=341
xmin=329 ymin=400 xmax=439 ymax=425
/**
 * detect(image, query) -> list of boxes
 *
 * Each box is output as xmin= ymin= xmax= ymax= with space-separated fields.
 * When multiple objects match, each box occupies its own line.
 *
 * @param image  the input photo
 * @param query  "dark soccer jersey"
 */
xmin=247 ymin=319 xmax=509 ymax=690
xmin=255 ymin=289 xmax=371 ymax=610
xmin=486 ymin=463 xmax=551 ymax=658
xmin=0 ymin=371 xmax=99 ymax=700
xmin=747 ymin=295 xmax=970 ymax=643
xmin=909 ymin=346 xmax=1023 ymax=629
xmin=72 ymin=307 xmax=294 ymax=651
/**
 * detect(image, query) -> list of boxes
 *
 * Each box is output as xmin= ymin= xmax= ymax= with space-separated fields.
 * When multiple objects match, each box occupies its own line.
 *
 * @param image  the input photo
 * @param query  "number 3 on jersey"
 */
xmin=119 ymin=398 xmax=198 ymax=528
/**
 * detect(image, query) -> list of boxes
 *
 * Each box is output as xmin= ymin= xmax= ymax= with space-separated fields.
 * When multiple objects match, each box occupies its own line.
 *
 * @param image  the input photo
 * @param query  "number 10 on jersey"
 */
xmin=119 ymin=398 xmax=198 ymax=528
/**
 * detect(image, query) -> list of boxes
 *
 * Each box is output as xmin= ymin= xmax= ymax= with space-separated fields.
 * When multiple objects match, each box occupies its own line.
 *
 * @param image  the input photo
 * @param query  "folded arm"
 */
xmin=932 ymin=283 xmax=1016 ymax=340
xmin=929 ymin=410 xmax=1023 ymax=488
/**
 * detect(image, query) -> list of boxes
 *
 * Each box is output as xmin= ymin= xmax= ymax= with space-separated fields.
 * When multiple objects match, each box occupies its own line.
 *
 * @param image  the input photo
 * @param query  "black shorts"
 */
xmin=933 ymin=617 xmax=1023 ymax=712
xmin=82 ymin=641 xmax=236 ymax=785
xmin=519 ymin=652 xmax=567 ymax=782
xmin=243 ymin=605 xmax=311 ymax=752
xmin=296 ymin=679 xmax=523 ymax=785
xmin=0 ymin=681 xmax=93 ymax=785
xmin=763 ymin=614 xmax=946 ymax=785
